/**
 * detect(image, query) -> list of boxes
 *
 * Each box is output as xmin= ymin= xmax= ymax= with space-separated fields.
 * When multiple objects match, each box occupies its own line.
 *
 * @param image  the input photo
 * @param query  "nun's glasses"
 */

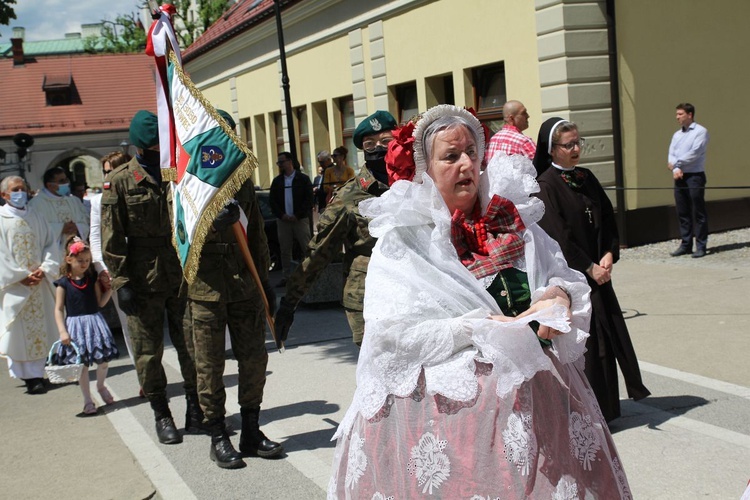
xmin=553 ymin=138 xmax=586 ymax=151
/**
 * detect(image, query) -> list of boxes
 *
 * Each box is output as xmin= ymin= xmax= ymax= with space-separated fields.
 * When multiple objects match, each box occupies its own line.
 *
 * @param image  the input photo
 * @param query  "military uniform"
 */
xmin=183 ymin=181 xmax=270 ymax=421
xmin=100 ymin=157 xmax=197 ymax=400
xmin=284 ymin=167 xmax=388 ymax=345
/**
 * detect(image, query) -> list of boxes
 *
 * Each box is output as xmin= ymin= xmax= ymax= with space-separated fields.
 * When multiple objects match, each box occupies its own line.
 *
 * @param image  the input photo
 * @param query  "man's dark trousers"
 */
xmin=674 ymin=172 xmax=708 ymax=252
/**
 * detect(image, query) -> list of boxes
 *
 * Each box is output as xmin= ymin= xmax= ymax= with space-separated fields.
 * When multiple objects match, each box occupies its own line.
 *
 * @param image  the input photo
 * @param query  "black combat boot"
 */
xmin=150 ymin=397 xmax=182 ymax=445
xmin=239 ymin=407 xmax=283 ymax=458
xmin=185 ymin=392 xmax=209 ymax=434
xmin=208 ymin=419 xmax=246 ymax=469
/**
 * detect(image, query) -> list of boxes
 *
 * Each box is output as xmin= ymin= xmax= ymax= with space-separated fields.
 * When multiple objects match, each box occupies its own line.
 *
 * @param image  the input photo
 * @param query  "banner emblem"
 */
xmin=201 ymin=146 xmax=225 ymax=168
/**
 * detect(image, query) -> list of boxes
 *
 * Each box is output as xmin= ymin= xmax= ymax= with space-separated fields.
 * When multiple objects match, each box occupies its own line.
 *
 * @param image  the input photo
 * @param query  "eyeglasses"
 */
xmin=276 ymin=159 xmax=291 ymax=166
xmin=553 ymin=138 xmax=586 ymax=151
xmin=362 ymin=136 xmax=394 ymax=153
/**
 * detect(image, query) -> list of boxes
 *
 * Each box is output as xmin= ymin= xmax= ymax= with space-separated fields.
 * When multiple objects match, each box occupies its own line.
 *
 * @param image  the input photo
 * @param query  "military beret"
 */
xmin=353 ymin=110 xmax=397 ymax=149
xmin=216 ymin=109 xmax=236 ymax=130
xmin=129 ymin=110 xmax=159 ymax=149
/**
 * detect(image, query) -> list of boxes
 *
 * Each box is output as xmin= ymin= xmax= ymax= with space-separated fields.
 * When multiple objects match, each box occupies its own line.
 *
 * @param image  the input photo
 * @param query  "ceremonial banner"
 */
xmin=147 ymin=6 xmax=257 ymax=283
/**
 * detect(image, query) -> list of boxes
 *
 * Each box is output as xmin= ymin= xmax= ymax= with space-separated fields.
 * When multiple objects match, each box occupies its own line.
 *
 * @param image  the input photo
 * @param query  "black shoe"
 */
xmin=155 ymin=416 xmax=183 ymax=444
xmin=210 ymin=434 xmax=246 ymax=469
xmin=692 ymin=249 xmax=707 ymax=258
xmin=670 ymin=247 xmax=691 ymax=257
xmin=239 ymin=407 xmax=283 ymax=458
xmin=185 ymin=393 xmax=210 ymax=434
xmin=27 ymin=378 xmax=47 ymax=395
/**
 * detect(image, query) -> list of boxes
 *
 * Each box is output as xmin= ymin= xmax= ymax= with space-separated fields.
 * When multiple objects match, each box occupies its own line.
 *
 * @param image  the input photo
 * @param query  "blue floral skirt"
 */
xmin=56 ymin=312 xmax=119 ymax=367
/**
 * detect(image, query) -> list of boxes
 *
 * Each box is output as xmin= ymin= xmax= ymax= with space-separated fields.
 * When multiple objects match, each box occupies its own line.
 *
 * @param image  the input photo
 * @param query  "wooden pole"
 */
xmin=232 ymin=222 xmax=283 ymax=352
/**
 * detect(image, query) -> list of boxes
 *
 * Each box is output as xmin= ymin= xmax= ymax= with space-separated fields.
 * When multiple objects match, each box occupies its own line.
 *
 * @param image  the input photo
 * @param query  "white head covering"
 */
xmin=412 ymin=105 xmax=485 ymax=183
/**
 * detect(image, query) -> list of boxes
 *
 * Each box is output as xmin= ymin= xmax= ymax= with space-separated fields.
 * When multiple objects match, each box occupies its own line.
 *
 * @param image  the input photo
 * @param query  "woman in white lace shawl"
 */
xmin=328 ymin=105 xmax=632 ymax=499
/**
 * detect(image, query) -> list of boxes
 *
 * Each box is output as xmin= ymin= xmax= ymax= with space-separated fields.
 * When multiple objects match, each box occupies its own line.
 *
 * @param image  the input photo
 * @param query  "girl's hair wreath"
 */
xmin=384 ymin=107 xmax=491 ymax=186
xmin=67 ymin=236 xmax=89 ymax=257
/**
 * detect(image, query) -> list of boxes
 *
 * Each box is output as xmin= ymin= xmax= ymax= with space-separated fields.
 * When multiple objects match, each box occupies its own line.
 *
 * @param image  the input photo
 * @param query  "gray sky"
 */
xmin=1 ymin=0 xmax=148 ymax=42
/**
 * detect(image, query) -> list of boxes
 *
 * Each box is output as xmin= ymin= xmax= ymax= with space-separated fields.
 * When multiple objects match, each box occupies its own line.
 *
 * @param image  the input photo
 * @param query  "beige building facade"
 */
xmin=184 ymin=0 xmax=750 ymax=245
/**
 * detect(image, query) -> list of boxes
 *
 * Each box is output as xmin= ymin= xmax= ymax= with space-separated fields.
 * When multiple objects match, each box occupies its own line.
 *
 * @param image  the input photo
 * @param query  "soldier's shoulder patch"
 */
xmin=133 ymin=170 xmax=145 ymax=183
xmin=103 ymin=181 xmax=111 ymax=190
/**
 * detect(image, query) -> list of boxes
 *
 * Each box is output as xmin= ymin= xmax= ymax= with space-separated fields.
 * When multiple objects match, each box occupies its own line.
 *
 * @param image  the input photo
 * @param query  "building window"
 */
xmin=396 ymin=82 xmax=419 ymax=125
xmin=296 ymin=106 xmax=311 ymax=174
xmin=273 ymin=111 xmax=284 ymax=159
xmin=242 ymin=118 xmax=252 ymax=150
xmin=43 ymin=75 xmax=80 ymax=106
xmin=338 ymin=96 xmax=357 ymax=169
xmin=472 ymin=62 xmax=506 ymax=133
xmin=422 ymin=74 xmax=456 ymax=109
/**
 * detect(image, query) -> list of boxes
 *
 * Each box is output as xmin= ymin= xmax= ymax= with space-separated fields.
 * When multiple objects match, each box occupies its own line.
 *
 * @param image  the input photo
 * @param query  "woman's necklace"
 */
xmin=68 ymin=275 xmax=88 ymax=290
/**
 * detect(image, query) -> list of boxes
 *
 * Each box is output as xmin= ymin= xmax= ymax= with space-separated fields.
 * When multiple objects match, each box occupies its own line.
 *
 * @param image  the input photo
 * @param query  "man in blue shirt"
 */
xmin=667 ymin=102 xmax=709 ymax=258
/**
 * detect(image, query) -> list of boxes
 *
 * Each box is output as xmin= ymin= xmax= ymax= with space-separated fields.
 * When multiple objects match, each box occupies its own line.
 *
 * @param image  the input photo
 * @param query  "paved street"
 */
xmin=2 ymin=234 xmax=750 ymax=499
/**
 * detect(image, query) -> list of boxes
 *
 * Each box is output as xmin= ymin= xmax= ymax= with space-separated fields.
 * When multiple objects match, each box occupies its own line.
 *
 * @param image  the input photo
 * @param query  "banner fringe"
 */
xmin=167 ymin=51 xmax=260 ymax=284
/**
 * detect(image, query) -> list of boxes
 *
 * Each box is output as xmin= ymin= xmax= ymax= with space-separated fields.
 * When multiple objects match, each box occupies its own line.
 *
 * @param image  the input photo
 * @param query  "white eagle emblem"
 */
xmin=370 ymin=118 xmax=382 ymax=131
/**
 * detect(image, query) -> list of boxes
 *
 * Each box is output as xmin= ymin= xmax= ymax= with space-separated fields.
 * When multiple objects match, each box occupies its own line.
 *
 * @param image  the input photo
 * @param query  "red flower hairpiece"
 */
xmin=385 ymin=121 xmax=417 ymax=185
xmin=69 ymin=238 xmax=87 ymax=256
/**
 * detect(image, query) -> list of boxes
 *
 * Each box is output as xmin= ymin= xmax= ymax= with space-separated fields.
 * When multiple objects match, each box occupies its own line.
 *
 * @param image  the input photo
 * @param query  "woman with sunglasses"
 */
xmin=534 ymin=118 xmax=650 ymax=423
xmin=323 ymin=146 xmax=356 ymax=204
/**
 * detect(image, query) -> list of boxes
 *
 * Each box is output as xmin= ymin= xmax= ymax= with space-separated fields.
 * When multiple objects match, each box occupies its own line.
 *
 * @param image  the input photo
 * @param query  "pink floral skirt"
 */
xmin=329 ymin=351 xmax=631 ymax=499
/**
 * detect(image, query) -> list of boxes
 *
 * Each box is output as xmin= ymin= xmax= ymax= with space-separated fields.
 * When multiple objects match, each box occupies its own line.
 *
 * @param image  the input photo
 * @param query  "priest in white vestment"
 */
xmin=28 ymin=166 xmax=89 ymax=246
xmin=0 ymin=176 xmax=60 ymax=394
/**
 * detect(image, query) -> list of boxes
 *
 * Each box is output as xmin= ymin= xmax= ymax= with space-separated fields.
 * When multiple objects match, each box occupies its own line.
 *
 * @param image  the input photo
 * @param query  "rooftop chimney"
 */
xmin=12 ymin=27 xmax=25 ymax=40
xmin=11 ymin=38 xmax=24 ymax=67
xmin=81 ymin=23 xmax=103 ymax=39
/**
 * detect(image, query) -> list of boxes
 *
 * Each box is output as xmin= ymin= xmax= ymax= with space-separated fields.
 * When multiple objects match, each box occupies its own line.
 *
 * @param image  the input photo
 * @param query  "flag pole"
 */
xmin=232 ymin=222 xmax=283 ymax=352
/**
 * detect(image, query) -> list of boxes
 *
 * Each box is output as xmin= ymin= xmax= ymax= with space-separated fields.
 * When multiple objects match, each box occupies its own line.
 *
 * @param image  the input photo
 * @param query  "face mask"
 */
xmin=364 ymin=146 xmax=389 ymax=185
xmin=139 ymin=149 xmax=161 ymax=168
xmin=57 ymin=183 xmax=71 ymax=197
xmin=8 ymin=191 xmax=28 ymax=208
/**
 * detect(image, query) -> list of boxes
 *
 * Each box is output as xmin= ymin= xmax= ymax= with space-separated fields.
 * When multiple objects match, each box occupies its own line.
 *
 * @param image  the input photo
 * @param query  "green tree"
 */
xmin=0 ymin=0 xmax=18 ymax=30
xmin=84 ymin=12 xmax=147 ymax=54
xmin=83 ymin=0 xmax=230 ymax=53
xmin=171 ymin=0 xmax=231 ymax=48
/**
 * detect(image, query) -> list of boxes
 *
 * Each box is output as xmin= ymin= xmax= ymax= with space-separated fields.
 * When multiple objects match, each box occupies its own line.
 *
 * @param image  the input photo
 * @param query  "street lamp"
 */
xmin=273 ymin=0 xmax=297 ymax=163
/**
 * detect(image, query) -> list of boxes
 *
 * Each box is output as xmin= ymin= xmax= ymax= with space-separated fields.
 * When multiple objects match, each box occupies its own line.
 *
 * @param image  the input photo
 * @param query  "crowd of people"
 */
xmin=0 ymin=99 xmax=709 ymax=494
xmin=0 ymin=109 xmax=280 ymax=471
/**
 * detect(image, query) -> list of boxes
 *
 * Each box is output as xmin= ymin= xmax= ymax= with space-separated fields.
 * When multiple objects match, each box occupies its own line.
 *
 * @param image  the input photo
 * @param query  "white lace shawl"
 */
xmin=334 ymin=154 xmax=591 ymax=439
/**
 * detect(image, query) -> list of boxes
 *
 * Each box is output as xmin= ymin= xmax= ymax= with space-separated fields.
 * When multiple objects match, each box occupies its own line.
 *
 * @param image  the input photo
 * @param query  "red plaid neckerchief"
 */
xmin=451 ymin=195 xmax=526 ymax=279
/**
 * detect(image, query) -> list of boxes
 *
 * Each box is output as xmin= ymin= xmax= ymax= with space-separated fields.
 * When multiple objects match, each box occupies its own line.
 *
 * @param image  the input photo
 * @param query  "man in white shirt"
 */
xmin=0 ymin=176 xmax=59 ymax=394
xmin=268 ymin=152 xmax=313 ymax=285
xmin=667 ymin=102 xmax=709 ymax=258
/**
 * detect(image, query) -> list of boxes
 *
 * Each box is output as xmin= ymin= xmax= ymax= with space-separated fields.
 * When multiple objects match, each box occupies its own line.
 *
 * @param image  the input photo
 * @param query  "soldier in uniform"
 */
xmin=183 ymin=110 xmax=282 ymax=469
xmin=274 ymin=111 xmax=397 ymax=346
xmin=101 ymin=110 xmax=205 ymax=445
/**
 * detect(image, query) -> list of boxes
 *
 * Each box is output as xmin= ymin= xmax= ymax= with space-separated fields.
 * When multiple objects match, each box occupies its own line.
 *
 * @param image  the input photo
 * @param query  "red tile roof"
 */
xmin=0 ymin=52 xmax=157 ymax=139
xmin=183 ymin=0 xmax=299 ymax=63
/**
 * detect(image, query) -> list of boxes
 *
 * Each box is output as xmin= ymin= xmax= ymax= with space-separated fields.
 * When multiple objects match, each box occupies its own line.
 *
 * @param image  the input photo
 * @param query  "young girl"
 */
xmin=54 ymin=237 xmax=119 ymax=415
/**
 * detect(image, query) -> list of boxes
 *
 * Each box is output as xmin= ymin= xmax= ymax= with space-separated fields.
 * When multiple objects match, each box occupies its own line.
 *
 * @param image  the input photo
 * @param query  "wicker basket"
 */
xmin=45 ymin=340 xmax=84 ymax=384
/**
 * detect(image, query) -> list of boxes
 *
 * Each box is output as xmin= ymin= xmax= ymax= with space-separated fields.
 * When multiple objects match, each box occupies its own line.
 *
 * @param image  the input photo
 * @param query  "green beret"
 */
xmin=353 ymin=110 xmax=397 ymax=149
xmin=216 ymin=109 xmax=236 ymax=130
xmin=129 ymin=110 xmax=159 ymax=149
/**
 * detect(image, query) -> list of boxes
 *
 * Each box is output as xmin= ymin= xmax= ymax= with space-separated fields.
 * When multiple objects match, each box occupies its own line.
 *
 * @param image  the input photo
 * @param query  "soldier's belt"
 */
xmin=201 ymin=242 xmax=238 ymax=255
xmin=128 ymin=236 xmax=172 ymax=247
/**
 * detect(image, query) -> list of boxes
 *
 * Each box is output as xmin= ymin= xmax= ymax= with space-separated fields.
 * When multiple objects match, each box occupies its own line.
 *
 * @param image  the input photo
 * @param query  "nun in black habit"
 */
xmin=533 ymin=118 xmax=650 ymax=422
